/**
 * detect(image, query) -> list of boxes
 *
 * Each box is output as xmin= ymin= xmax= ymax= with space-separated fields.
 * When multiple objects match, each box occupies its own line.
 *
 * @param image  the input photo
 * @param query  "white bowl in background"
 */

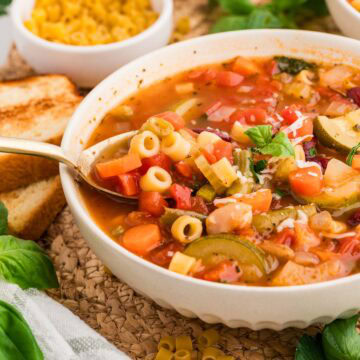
xmin=0 ymin=15 xmax=12 ymax=66
xmin=10 ymin=0 xmax=173 ymax=87
xmin=326 ymin=0 xmax=360 ymax=40
xmin=61 ymin=30 xmax=360 ymax=330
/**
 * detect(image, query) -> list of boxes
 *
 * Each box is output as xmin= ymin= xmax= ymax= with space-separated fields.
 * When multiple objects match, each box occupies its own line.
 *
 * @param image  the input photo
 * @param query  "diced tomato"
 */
xmin=281 ymin=105 xmax=301 ymax=124
xmin=289 ymin=166 xmax=323 ymax=197
xmin=155 ymin=111 xmax=185 ymax=130
xmin=203 ymin=69 xmax=218 ymax=82
xmin=213 ymin=140 xmax=233 ymax=163
xmin=175 ymin=161 xmax=193 ymax=178
xmin=188 ymin=69 xmax=206 ymax=80
xmin=140 ymin=152 xmax=172 ymax=175
xmin=201 ymin=146 xmax=217 ymax=164
xmin=149 ymin=241 xmax=184 ymax=267
xmin=232 ymin=56 xmax=260 ymax=76
xmin=338 ymin=237 xmax=360 ymax=256
xmin=286 ymin=118 xmax=314 ymax=140
xmin=275 ymin=228 xmax=296 ymax=247
xmin=117 ymin=173 xmax=140 ymax=196
xmin=205 ymin=101 xmax=222 ymax=116
xmin=170 ymin=184 xmax=192 ymax=210
xmin=216 ymin=71 xmax=244 ymax=87
xmin=230 ymin=108 xmax=267 ymax=125
xmin=351 ymin=155 xmax=360 ymax=170
xmin=139 ymin=191 xmax=168 ymax=217
xmin=188 ymin=68 xmax=217 ymax=82
xmin=190 ymin=196 xmax=209 ymax=215
xmin=202 ymin=261 xmax=241 ymax=283
xmin=207 ymin=106 xmax=236 ymax=122
xmin=96 ymin=153 xmax=142 ymax=179
xmin=316 ymin=86 xmax=338 ymax=98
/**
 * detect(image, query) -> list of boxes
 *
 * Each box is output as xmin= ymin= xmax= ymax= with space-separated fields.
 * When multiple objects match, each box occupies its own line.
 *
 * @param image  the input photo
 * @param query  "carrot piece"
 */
xmin=232 ymin=56 xmax=260 ymax=76
xmin=287 ymin=118 xmax=313 ymax=139
xmin=96 ymin=153 xmax=142 ymax=179
xmin=122 ymin=224 xmax=162 ymax=256
xmin=351 ymin=154 xmax=360 ymax=170
xmin=289 ymin=166 xmax=323 ymax=197
xmin=117 ymin=174 xmax=139 ymax=196
xmin=216 ymin=71 xmax=244 ymax=87
xmin=139 ymin=191 xmax=167 ymax=217
xmin=213 ymin=140 xmax=233 ymax=163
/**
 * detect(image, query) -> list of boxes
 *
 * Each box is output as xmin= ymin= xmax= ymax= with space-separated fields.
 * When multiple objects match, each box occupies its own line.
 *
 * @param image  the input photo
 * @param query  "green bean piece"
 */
xmin=176 ymin=335 xmax=193 ymax=351
xmin=175 ymin=349 xmax=192 ymax=360
xmin=198 ymin=329 xmax=220 ymax=348
xmin=155 ymin=348 xmax=175 ymax=360
xmin=141 ymin=117 xmax=174 ymax=138
xmin=201 ymin=347 xmax=224 ymax=360
xmin=158 ymin=336 xmax=176 ymax=352
xmin=197 ymin=184 xmax=216 ymax=202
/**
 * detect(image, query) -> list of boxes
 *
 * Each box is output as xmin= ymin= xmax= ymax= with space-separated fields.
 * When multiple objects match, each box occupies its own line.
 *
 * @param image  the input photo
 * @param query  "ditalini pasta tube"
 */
xmin=169 ymin=252 xmax=196 ymax=275
xmin=171 ymin=215 xmax=203 ymax=243
xmin=140 ymin=166 xmax=172 ymax=193
xmin=130 ymin=130 xmax=160 ymax=158
xmin=161 ymin=132 xmax=191 ymax=162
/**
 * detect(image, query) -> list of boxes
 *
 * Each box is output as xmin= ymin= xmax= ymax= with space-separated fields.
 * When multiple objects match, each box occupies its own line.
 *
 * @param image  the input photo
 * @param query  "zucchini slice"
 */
xmin=314 ymin=109 xmax=360 ymax=153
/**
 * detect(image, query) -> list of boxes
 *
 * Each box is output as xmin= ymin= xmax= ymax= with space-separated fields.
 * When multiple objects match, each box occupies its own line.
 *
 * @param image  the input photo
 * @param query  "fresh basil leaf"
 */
xmin=210 ymin=15 xmax=248 ymax=33
xmin=246 ymin=8 xmax=283 ymax=29
xmin=254 ymin=159 xmax=268 ymax=173
xmin=0 ymin=300 xmax=43 ymax=360
xmin=271 ymin=0 xmax=307 ymax=11
xmin=322 ymin=315 xmax=360 ymax=360
xmin=219 ymin=0 xmax=255 ymax=14
xmin=260 ymin=131 xmax=295 ymax=157
xmin=346 ymin=142 xmax=360 ymax=166
xmin=302 ymin=0 xmax=328 ymax=16
xmin=0 ymin=202 xmax=8 ymax=236
xmin=295 ymin=334 xmax=325 ymax=360
xmin=275 ymin=56 xmax=315 ymax=75
xmin=0 ymin=235 xmax=58 ymax=289
xmin=245 ymin=125 xmax=272 ymax=147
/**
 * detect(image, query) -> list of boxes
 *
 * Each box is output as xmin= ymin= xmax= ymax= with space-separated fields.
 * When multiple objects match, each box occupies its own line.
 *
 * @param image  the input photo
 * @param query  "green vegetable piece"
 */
xmin=0 ymin=202 xmax=8 ymax=235
xmin=0 ymin=0 xmax=12 ymax=16
xmin=245 ymin=125 xmax=272 ymax=147
xmin=245 ymin=8 xmax=283 ymax=29
xmin=219 ymin=0 xmax=255 ymax=14
xmin=210 ymin=16 xmax=247 ymax=33
xmin=322 ymin=315 xmax=360 ymax=360
xmin=197 ymin=184 xmax=216 ymax=203
xmin=0 ymin=235 xmax=59 ymax=289
xmin=184 ymin=235 xmax=267 ymax=282
xmin=295 ymin=334 xmax=325 ymax=360
xmin=160 ymin=208 xmax=207 ymax=228
xmin=347 ymin=143 xmax=360 ymax=166
xmin=0 ymin=300 xmax=43 ymax=360
xmin=254 ymin=159 xmax=268 ymax=173
xmin=252 ymin=204 xmax=317 ymax=234
xmin=230 ymin=150 xmax=254 ymax=194
xmin=260 ymin=132 xmax=295 ymax=157
xmin=275 ymin=56 xmax=315 ymax=75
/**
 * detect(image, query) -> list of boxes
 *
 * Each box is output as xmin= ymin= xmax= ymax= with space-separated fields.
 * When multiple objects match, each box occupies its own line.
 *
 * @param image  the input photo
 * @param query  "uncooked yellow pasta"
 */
xmin=197 ymin=131 xmax=221 ymax=148
xmin=176 ymin=335 xmax=193 ymax=351
xmin=175 ymin=349 xmax=191 ymax=360
xmin=158 ymin=336 xmax=176 ymax=352
xmin=155 ymin=347 xmax=175 ymax=360
xmin=171 ymin=216 xmax=203 ymax=244
xmin=24 ymin=0 xmax=158 ymax=46
xmin=130 ymin=130 xmax=160 ymax=159
xmin=140 ymin=166 xmax=172 ymax=193
xmin=169 ymin=252 xmax=196 ymax=275
xmin=198 ymin=329 xmax=220 ymax=348
xmin=161 ymin=132 xmax=191 ymax=162
xmin=202 ymin=347 xmax=224 ymax=360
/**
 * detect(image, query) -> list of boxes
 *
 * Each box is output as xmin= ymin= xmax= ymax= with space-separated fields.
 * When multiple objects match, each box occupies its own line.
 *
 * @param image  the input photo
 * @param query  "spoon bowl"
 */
xmin=0 ymin=130 xmax=138 ymax=200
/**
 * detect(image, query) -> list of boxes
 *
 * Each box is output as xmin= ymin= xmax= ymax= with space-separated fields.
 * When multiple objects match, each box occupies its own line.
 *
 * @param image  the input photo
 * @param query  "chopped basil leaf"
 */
xmin=245 ymin=125 xmax=273 ymax=147
xmin=254 ymin=159 xmax=268 ymax=173
xmin=275 ymin=56 xmax=315 ymax=75
xmin=309 ymin=148 xmax=317 ymax=157
xmin=260 ymin=132 xmax=295 ymax=157
xmin=346 ymin=142 xmax=360 ymax=166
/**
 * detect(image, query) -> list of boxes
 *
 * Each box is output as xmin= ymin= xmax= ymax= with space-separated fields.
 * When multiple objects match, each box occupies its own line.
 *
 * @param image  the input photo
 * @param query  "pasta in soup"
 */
xmin=81 ymin=55 xmax=360 ymax=286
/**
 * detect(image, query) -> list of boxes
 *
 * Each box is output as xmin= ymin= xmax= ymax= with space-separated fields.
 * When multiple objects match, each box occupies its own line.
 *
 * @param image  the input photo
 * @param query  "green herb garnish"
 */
xmin=249 ymin=158 xmax=268 ymax=183
xmin=0 ymin=0 xmax=12 ymax=16
xmin=274 ymin=188 xmax=287 ymax=197
xmin=275 ymin=56 xmax=315 ymax=75
xmin=346 ymin=143 xmax=360 ymax=166
xmin=309 ymin=148 xmax=317 ymax=157
xmin=245 ymin=125 xmax=295 ymax=157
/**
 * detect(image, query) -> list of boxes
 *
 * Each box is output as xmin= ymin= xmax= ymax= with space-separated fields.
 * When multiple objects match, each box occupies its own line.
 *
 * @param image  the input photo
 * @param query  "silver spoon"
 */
xmin=0 ymin=131 xmax=139 ymax=201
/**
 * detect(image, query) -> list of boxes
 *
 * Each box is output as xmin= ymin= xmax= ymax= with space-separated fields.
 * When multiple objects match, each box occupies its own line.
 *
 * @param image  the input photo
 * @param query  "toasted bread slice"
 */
xmin=0 ymin=176 xmax=65 ymax=240
xmin=0 ymin=75 xmax=82 ymax=192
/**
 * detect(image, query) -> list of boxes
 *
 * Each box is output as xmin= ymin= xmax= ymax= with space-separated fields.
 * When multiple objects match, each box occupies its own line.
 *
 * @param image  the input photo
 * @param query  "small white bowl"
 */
xmin=10 ymin=0 xmax=173 ymax=87
xmin=61 ymin=30 xmax=360 ymax=330
xmin=326 ymin=0 xmax=360 ymax=40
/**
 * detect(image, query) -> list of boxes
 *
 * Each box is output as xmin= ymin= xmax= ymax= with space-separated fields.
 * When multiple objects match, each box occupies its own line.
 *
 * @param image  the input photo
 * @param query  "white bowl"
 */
xmin=61 ymin=30 xmax=360 ymax=330
xmin=326 ymin=0 xmax=360 ymax=40
xmin=10 ymin=0 xmax=173 ymax=87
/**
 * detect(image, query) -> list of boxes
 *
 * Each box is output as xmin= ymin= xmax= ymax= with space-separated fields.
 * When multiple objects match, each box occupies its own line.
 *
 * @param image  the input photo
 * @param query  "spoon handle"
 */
xmin=0 ymin=136 xmax=76 ymax=169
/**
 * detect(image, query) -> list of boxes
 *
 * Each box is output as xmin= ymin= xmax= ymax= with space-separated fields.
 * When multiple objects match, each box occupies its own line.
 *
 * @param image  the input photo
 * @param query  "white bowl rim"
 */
xmin=10 ymin=0 xmax=173 ymax=53
xmin=61 ymin=28 xmax=360 ymax=294
xmin=334 ymin=0 xmax=360 ymax=19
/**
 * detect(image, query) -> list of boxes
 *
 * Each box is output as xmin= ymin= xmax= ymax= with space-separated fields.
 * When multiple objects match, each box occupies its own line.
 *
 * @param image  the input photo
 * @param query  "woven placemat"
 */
xmin=1 ymin=2 xmax=344 ymax=359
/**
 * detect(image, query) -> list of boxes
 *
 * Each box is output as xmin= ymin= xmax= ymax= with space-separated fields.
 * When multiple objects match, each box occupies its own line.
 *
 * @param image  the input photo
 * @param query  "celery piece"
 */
xmin=197 ymin=184 xmax=216 ymax=202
